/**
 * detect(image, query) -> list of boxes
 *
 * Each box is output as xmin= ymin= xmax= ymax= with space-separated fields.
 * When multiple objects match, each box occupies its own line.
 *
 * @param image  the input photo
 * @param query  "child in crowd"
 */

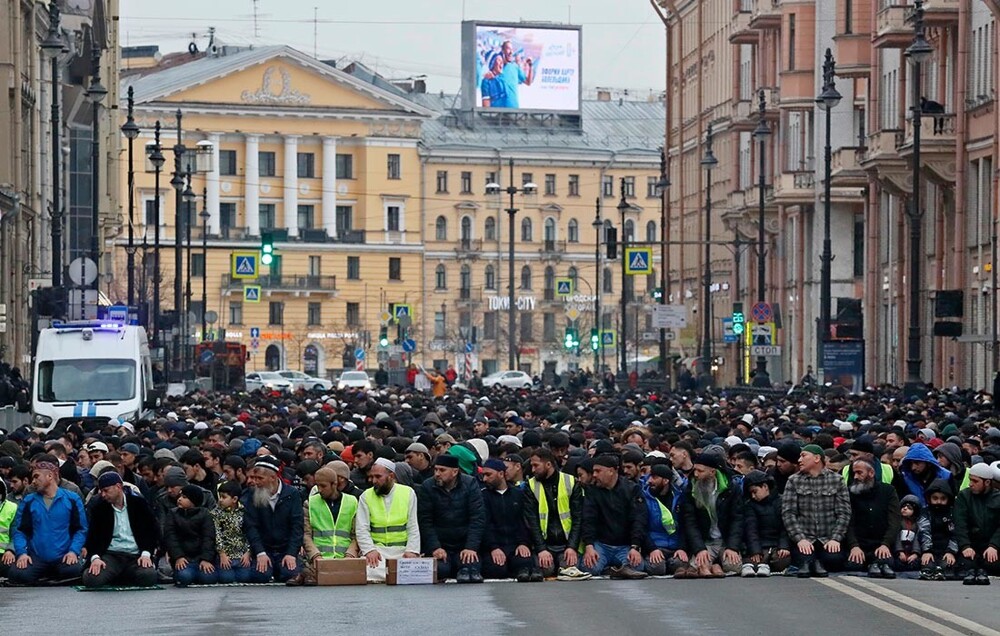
xmin=895 ymin=495 xmax=931 ymax=572
xmin=164 ymin=485 xmax=218 ymax=587
xmin=210 ymin=481 xmax=253 ymax=583
xmin=741 ymin=471 xmax=791 ymax=578
xmin=919 ymin=479 xmax=959 ymax=581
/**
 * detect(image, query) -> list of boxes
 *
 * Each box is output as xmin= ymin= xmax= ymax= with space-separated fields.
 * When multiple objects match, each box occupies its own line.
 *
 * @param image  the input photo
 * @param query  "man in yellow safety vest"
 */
xmin=523 ymin=448 xmax=587 ymax=580
xmin=287 ymin=467 xmax=360 ymax=586
xmin=0 ymin=480 xmax=17 ymax=579
xmin=356 ymin=458 xmax=420 ymax=582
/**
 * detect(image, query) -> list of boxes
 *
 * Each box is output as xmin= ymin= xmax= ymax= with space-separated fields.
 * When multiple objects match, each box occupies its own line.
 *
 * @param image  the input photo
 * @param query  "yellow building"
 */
xmin=116 ymin=46 xmax=433 ymax=377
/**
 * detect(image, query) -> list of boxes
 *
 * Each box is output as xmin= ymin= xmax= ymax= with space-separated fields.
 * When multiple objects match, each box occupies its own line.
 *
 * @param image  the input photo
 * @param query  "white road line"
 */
xmin=814 ymin=578 xmax=967 ymax=636
xmin=842 ymin=576 xmax=1000 ymax=636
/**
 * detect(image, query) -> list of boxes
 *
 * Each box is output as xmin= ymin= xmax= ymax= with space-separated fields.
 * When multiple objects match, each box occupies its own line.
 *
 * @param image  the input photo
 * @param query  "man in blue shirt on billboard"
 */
xmin=494 ymin=40 xmax=534 ymax=109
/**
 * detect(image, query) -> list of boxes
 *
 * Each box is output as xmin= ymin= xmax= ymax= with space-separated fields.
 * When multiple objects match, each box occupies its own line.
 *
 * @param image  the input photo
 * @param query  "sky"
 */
xmin=119 ymin=0 xmax=667 ymax=97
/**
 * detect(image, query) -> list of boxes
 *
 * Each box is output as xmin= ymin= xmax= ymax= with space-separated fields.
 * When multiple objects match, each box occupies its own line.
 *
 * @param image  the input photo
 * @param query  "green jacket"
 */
xmin=953 ymin=488 xmax=1000 ymax=552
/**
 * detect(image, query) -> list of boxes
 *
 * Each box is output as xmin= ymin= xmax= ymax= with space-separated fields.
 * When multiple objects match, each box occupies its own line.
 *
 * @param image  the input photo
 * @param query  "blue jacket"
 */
xmin=640 ymin=475 xmax=684 ymax=552
xmin=12 ymin=488 xmax=88 ymax=562
xmin=900 ymin=444 xmax=951 ymax=507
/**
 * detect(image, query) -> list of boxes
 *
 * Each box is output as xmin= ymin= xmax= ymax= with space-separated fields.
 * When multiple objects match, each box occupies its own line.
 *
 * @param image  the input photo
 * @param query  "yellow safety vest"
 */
xmin=841 ymin=463 xmax=893 ymax=485
xmin=529 ymin=473 xmax=575 ymax=539
xmin=308 ymin=492 xmax=358 ymax=558
xmin=0 ymin=500 xmax=16 ymax=552
xmin=364 ymin=485 xmax=413 ymax=548
xmin=655 ymin=498 xmax=677 ymax=535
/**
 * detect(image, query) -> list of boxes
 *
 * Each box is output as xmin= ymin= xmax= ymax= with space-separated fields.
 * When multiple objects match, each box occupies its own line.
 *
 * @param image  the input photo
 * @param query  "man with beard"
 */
xmin=418 ymin=455 xmax=486 ymax=583
xmin=479 ymin=458 xmax=534 ymax=581
xmin=287 ymin=467 xmax=360 ymax=586
xmin=841 ymin=437 xmax=892 ymax=484
xmin=523 ymin=448 xmax=586 ymax=579
xmin=356 ymin=459 xmax=420 ymax=582
xmin=241 ymin=456 xmax=303 ymax=583
xmin=954 ymin=463 xmax=1000 ymax=584
xmin=899 ymin=443 xmax=951 ymax=506
xmin=640 ymin=464 xmax=690 ymax=577
xmin=844 ymin=460 xmax=901 ymax=578
xmin=579 ymin=455 xmax=648 ymax=579
xmin=781 ymin=445 xmax=851 ymax=577
xmin=681 ymin=454 xmax=744 ymax=578
xmin=82 ymin=472 xmax=159 ymax=588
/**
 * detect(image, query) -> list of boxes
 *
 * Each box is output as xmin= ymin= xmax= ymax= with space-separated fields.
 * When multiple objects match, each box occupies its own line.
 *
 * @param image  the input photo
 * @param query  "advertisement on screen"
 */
xmin=462 ymin=22 xmax=582 ymax=113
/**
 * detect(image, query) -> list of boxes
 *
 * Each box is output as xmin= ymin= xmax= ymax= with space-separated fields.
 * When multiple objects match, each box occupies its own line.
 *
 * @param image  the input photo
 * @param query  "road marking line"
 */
xmin=814 ymin=578 xmax=966 ymax=636
xmin=842 ymin=576 xmax=1000 ymax=636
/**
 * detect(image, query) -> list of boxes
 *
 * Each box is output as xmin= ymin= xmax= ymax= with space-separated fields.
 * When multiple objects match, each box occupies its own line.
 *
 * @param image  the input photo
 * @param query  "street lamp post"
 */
xmin=200 ymin=189 xmax=210 ymax=340
xmin=656 ymin=148 xmax=671 ymax=380
xmin=183 ymin=174 xmax=196 ymax=376
xmin=87 ymin=45 xmax=107 ymax=304
xmin=147 ymin=123 xmax=165 ymax=349
xmin=904 ymin=0 xmax=933 ymax=397
xmin=700 ymin=123 xmax=719 ymax=389
xmin=593 ymin=198 xmax=602 ymax=375
xmin=752 ymin=89 xmax=772 ymax=386
xmin=40 ymin=3 xmax=63 ymax=295
xmin=485 ymin=159 xmax=536 ymax=371
xmin=170 ymin=109 xmax=187 ymax=380
xmin=618 ymin=179 xmax=631 ymax=381
xmin=121 ymin=86 xmax=140 ymax=307
xmin=816 ymin=48 xmax=842 ymax=384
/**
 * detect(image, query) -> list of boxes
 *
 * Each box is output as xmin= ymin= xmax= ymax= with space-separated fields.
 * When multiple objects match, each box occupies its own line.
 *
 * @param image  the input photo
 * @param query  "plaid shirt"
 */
xmin=781 ymin=469 xmax=851 ymax=544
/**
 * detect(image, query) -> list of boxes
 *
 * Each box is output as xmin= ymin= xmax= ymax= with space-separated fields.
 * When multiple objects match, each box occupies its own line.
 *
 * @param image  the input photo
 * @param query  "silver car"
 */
xmin=277 ymin=370 xmax=333 ymax=391
xmin=482 ymin=370 xmax=534 ymax=389
xmin=245 ymin=371 xmax=293 ymax=393
xmin=337 ymin=371 xmax=372 ymax=390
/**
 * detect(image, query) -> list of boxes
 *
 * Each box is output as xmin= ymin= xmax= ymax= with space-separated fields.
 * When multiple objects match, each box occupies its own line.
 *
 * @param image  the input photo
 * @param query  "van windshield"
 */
xmin=37 ymin=359 xmax=137 ymax=402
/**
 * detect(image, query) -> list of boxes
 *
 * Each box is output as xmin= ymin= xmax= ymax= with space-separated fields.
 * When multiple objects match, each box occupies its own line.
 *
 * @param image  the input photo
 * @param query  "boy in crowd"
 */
xmin=895 ymin=495 xmax=931 ymax=572
xmin=920 ymin=479 xmax=959 ymax=580
xmin=211 ymin=481 xmax=253 ymax=583
xmin=741 ymin=471 xmax=790 ymax=577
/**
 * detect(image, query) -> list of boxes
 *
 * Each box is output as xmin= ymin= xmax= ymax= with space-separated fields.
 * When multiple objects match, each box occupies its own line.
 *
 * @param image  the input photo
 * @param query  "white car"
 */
xmin=277 ymin=370 xmax=334 ymax=391
xmin=337 ymin=371 xmax=372 ymax=390
xmin=482 ymin=370 xmax=534 ymax=389
xmin=245 ymin=371 xmax=293 ymax=393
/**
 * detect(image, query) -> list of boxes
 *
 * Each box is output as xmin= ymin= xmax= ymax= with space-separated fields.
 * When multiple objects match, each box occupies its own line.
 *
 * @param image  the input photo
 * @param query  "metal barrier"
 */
xmin=0 ymin=405 xmax=30 ymax=432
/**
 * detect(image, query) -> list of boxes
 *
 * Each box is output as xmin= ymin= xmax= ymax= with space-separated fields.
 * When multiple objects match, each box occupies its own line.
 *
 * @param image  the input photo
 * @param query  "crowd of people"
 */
xmin=1 ymin=379 xmax=1000 ymax=589
xmin=0 ymin=361 xmax=29 ymax=411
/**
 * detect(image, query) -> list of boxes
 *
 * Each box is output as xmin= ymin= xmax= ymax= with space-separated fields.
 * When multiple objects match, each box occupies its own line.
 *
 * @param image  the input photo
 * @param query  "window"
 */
xmin=568 ymin=218 xmax=579 ymax=243
xmin=297 ymin=152 xmax=315 ymax=178
xmin=259 ymin=204 xmax=276 ymax=230
xmin=603 ymin=267 xmax=613 ymax=293
xmin=522 ymin=173 xmax=534 ymax=187
xmin=386 ymin=206 xmax=400 ymax=232
xmin=269 ymin=254 xmax=282 ymax=277
xmin=259 ymin=151 xmax=276 ymax=177
xmin=461 ymin=216 xmax=472 ymax=242
xmin=268 ymin=301 xmax=284 ymax=325
xmin=387 ymin=153 xmax=401 ymax=179
xmin=219 ymin=150 xmax=237 ymax=176
xmin=788 ymin=14 xmax=796 ymax=71
xmin=219 ymin=202 xmax=236 ymax=232
xmin=485 ymin=171 xmax=497 ymax=188
xmin=544 ymin=174 xmax=556 ymax=196
xmin=485 ymin=264 xmax=496 ymax=289
xmin=543 ymin=313 xmax=556 ymax=342
xmin=229 ymin=301 xmax=243 ymax=325
xmin=434 ymin=312 xmax=446 ymax=338
xmin=307 ymin=302 xmax=322 ymax=326
xmin=297 ymin=204 xmax=314 ymax=230
xmin=483 ymin=312 xmax=496 ymax=340
xmin=646 ymin=220 xmax=657 ymax=243
xmin=520 ymin=314 xmax=534 ymax=342
xmin=436 ymin=170 xmax=448 ymax=193
xmin=389 ymin=257 xmax=402 ymax=281
xmin=435 ymin=264 xmax=447 ymax=289
xmin=460 ymin=265 xmax=471 ymax=296
xmin=461 ymin=171 xmax=472 ymax=194
xmin=623 ymin=176 xmax=636 ymax=198
xmin=568 ymin=174 xmax=580 ymax=196
xmin=520 ymin=265 xmax=532 ymax=290
xmin=647 ymin=176 xmax=661 ymax=198
xmin=435 ymin=216 xmax=448 ymax=240
xmin=624 ymin=220 xmax=635 ymax=243
xmin=544 ymin=217 xmax=556 ymax=242
xmin=544 ymin=266 xmax=555 ymax=300
xmin=346 ymin=302 xmax=360 ymax=327
xmin=602 ymin=175 xmax=614 ymax=197
xmin=459 ymin=311 xmax=472 ymax=334
xmin=308 ymin=255 xmax=321 ymax=276
xmin=347 ymin=256 xmax=360 ymax=280
xmin=854 ymin=218 xmax=865 ymax=277
xmin=521 ymin=218 xmax=533 ymax=242
xmin=336 ymin=206 xmax=353 ymax=233
xmin=335 ymin=154 xmax=353 ymax=179
xmin=144 ymin=200 xmax=159 ymax=226
xmin=845 ymin=0 xmax=853 ymax=34
xmin=191 ymin=253 xmax=205 ymax=277
xmin=484 ymin=217 xmax=496 ymax=241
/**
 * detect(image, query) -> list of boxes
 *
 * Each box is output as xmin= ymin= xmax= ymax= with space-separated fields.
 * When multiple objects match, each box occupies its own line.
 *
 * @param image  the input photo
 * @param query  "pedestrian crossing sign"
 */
xmin=391 ymin=303 xmax=412 ymax=320
xmin=555 ymin=278 xmax=574 ymax=296
xmin=624 ymin=247 xmax=653 ymax=275
xmin=231 ymin=252 xmax=258 ymax=279
xmin=244 ymin=285 xmax=262 ymax=303
xmin=601 ymin=330 xmax=617 ymax=348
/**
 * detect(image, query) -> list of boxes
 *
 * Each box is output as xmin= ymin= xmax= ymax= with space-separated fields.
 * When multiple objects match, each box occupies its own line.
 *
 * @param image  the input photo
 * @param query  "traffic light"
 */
xmin=260 ymin=232 xmax=274 ymax=265
xmin=732 ymin=302 xmax=745 ymax=336
xmin=378 ymin=326 xmax=389 ymax=348
xmin=590 ymin=328 xmax=599 ymax=351
xmin=564 ymin=327 xmax=578 ymax=350
xmin=606 ymin=227 xmax=618 ymax=259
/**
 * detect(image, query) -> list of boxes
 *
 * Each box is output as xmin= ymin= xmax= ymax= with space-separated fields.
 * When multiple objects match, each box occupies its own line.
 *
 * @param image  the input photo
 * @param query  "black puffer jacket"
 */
xmin=163 ymin=506 xmax=217 ymax=563
xmin=744 ymin=493 xmax=789 ymax=554
xmin=417 ymin=473 xmax=486 ymax=553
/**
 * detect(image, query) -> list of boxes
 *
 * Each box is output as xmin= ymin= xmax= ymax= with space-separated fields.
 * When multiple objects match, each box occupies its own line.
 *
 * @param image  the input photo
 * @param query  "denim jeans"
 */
xmin=247 ymin=552 xmax=301 ymax=583
xmin=583 ymin=542 xmax=632 ymax=575
xmin=173 ymin=561 xmax=219 ymax=586
xmin=215 ymin=559 xmax=253 ymax=583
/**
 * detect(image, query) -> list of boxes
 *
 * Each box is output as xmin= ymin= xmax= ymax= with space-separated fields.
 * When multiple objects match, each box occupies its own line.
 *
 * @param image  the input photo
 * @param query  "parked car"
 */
xmin=245 ymin=371 xmax=293 ymax=393
xmin=337 ymin=371 xmax=372 ymax=391
xmin=481 ymin=370 xmax=533 ymax=389
xmin=277 ymin=370 xmax=333 ymax=391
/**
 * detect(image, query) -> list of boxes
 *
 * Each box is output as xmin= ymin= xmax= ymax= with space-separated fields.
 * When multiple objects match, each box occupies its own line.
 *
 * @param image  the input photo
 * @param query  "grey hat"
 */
xmin=162 ymin=466 xmax=188 ymax=488
xmin=406 ymin=442 xmax=431 ymax=457
xmin=153 ymin=448 xmax=176 ymax=460
xmin=120 ymin=443 xmax=141 ymax=455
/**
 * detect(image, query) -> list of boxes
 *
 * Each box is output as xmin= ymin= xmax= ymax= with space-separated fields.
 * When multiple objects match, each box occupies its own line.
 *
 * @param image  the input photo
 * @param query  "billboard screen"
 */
xmin=462 ymin=22 xmax=581 ymax=113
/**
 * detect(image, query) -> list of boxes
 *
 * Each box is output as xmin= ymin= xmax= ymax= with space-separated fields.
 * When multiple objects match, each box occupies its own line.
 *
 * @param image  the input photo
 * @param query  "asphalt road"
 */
xmin=2 ymin=575 xmax=999 ymax=635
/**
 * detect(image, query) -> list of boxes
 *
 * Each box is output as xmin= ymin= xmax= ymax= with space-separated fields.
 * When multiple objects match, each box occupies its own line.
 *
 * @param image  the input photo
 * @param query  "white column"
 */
xmin=206 ymin=133 xmax=221 ymax=235
xmin=284 ymin=135 xmax=299 ymax=237
xmin=245 ymin=134 xmax=260 ymax=237
xmin=322 ymin=136 xmax=338 ymax=238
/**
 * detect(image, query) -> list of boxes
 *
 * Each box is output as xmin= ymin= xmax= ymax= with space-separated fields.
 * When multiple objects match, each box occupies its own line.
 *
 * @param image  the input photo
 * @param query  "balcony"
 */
xmin=898 ymin=113 xmax=957 ymax=184
xmin=731 ymin=99 xmax=755 ymax=131
xmin=729 ymin=11 xmax=757 ymax=44
xmin=873 ymin=4 xmax=913 ymax=49
xmin=455 ymin=238 xmax=483 ymax=258
xmin=749 ymin=0 xmax=782 ymax=30
xmin=859 ymin=129 xmax=910 ymax=194
xmin=221 ymin=274 xmax=338 ymax=294
xmin=830 ymin=147 xmax=868 ymax=188
xmin=922 ymin=0 xmax=958 ymax=26
xmin=540 ymin=239 xmax=567 ymax=259
xmin=457 ymin=287 xmax=483 ymax=306
xmin=773 ymin=171 xmax=816 ymax=204
xmin=833 ymin=33 xmax=872 ymax=77
xmin=333 ymin=229 xmax=366 ymax=244
xmin=778 ymin=70 xmax=817 ymax=107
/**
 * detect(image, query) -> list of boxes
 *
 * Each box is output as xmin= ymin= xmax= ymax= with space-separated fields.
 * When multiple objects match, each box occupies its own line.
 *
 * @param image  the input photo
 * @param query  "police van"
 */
xmin=32 ymin=319 xmax=157 ymax=432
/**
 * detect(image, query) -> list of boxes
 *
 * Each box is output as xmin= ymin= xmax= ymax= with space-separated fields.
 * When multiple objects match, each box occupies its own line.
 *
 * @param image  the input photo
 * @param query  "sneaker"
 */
xmin=756 ymin=563 xmax=771 ymax=578
xmin=931 ymin=566 xmax=946 ymax=581
xmin=557 ymin=566 xmax=593 ymax=581
xmin=741 ymin=563 xmax=756 ymax=578
xmin=456 ymin=569 xmax=472 ymax=584
xmin=918 ymin=567 xmax=934 ymax=581
xmin=784 ymin=565 xmax=801 ymax=578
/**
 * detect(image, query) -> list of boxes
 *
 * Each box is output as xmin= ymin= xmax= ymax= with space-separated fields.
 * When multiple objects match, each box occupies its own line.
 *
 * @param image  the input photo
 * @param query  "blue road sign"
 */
xmin=555 ymin=278 xmax=573 ymax=296
xmin=244 ymin=286 xmax=261 ymax=302
xmin=199 ymin=350 xmax=215 ymax=363
xmin=250 ymin=327 xmax=260 ymax=338
xmin=355 ymin=348 xmax=365 ymax=361
xmin=402 ymin=339 xmax=416 ymax=352
xmin=108 ymin=304 xmax=128 ymax=323
xmin=231 ymin=253 xmax=259 ymax=279
xmin=624 ymin=247 xmax=653 ymax=275
xmin=465 ymin=342 xmax=474 ymax=353
xmin=601 ymin=330 xmax=617 ymax=348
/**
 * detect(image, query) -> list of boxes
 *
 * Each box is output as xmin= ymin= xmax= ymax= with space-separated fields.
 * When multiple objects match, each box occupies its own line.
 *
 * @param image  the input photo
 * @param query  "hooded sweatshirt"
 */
xmin=900 ymin=444 xmax=952 ymax=506
xmin=895 ymin=494 xmax=932 ymax=556
xmin=923 ymin=478 xmax=958 ymax=556
xmin=933 ymin=442 xmax=969 ymax=495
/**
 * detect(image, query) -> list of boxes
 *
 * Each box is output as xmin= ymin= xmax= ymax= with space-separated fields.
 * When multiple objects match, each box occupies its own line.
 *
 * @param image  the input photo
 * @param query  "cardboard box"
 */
xmin=386 ymin=557 xmax=438 ymax=585
xmin=316 ymin=558 xmax=368 ymax=586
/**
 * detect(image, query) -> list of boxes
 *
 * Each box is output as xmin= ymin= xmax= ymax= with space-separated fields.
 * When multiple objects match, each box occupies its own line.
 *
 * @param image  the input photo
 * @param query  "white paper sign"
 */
xmin=395 ymin=558 xmax=436 ymax=585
